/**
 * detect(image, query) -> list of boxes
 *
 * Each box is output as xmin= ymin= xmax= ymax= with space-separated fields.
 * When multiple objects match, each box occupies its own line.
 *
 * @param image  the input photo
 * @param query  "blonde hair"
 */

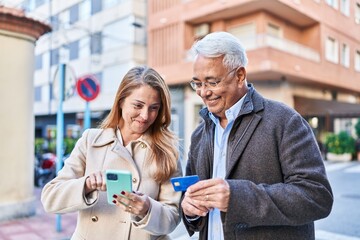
xmin=99 ymin=66 xmax=179 ymax=183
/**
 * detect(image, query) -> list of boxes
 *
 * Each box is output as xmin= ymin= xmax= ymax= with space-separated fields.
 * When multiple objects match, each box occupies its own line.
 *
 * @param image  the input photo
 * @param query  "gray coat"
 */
xmin=183 ymin=84 xmax=333 ymax=240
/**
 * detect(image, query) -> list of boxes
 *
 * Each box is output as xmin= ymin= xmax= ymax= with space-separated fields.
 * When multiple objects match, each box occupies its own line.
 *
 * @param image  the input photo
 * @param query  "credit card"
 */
xmin=170 ymin=175 xmax=199 ymax=192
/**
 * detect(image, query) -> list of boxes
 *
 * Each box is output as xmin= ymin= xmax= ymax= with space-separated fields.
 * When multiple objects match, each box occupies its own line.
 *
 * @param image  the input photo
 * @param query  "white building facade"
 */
xmin=24 ymin=0 xmax=147 ymax=139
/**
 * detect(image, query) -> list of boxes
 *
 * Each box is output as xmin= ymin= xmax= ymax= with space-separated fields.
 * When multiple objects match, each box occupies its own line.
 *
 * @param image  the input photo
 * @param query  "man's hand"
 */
xmin=186 ymin=178 xmax=230 ymax=212
xmin=181 ymin=191 xmax=210 ymax=217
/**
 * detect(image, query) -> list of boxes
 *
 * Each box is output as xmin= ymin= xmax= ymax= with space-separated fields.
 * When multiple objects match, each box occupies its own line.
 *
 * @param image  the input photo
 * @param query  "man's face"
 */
xmin=192 ymin=55 xmax=246 ymax=120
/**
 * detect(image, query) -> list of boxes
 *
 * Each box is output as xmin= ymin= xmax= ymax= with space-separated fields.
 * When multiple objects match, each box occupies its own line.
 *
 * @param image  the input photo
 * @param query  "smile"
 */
xmin=205 ymin=97 xmax=220 ymax=104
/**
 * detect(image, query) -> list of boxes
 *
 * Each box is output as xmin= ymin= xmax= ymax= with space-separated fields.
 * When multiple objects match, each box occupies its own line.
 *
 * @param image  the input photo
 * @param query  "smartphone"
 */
xmin=105 ymin=169 xmax=132 ymax=205
xmin=170 ymin=175 xmax=199 ymax=192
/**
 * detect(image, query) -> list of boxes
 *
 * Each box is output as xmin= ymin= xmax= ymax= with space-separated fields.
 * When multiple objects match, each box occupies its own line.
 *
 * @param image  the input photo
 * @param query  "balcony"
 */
xmin=243 ymin=34 xmax=320 ymax=63
xmin=183 ymin=0 xmax=319 ymax=28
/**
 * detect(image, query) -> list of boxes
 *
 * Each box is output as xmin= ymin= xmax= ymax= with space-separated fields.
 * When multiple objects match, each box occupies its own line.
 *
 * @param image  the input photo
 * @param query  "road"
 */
xmin=2 ymin=160 xmax=355 ymax=240
xmin=315 ymin=161 xmax=360 ymax=240
xmin=174 ymin=160 xmax=360 ymax=240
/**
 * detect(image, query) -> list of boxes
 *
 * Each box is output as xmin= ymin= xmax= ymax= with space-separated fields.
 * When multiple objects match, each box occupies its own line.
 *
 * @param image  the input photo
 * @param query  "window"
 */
xmin=34 ymin=86 xmax=42 ymax=102
xmin=91 ymin=0 xmax=102 ymax=15
xmin=355 ymin=50 xmax=360 ymax=72
xmin=325 ymin=37 xmax=339 ymax=63
xmin=103 ymin=17 xmax=135 ymax=51
xmin=79 ymin=0 xmax=91 ymax=21
xmin=50 ymin=48 xmax=59 ymax=66
xmin=228 ymin=22 xmax=256 ymax=50
xmin=68 ymin=40 xmax=79 ymax=60
xmin=69 ymin=4 xmax=79 ymax=24
xmin=341 ymin=43 xmax=350 ymax=67
xmin=66 ymin=124 xmax=82 ymax=138
xmin=134 ymin=17 xmax=146 ymax=45
xmin=35 ymin=54 xmax=43 ymax=70
xmin=340 ymin=0 xmax=350 ymax=16
xmin=93 ymin=72 xmax=103 ymax=88
xmin=91 ymin=32 xmax=102 ymax=54
xmin=50 ymin=82 xmax=54 ymax=100
xmin=356 ymin=3 xmax=360 ymax=24
xmin=170 ymin=109 xmax=180 ymax=136
xmin=51 ymin=15 xmax=59 ymax=32
xmin=326 ymin=0 xmax=338 ymax=9
xmin=267 ymin=23 xmax=282 ymax=38
xmin=24 ymin=0 xmax=36 ymax=11
xmin=35 ymin=0 xmax=46 ymax=8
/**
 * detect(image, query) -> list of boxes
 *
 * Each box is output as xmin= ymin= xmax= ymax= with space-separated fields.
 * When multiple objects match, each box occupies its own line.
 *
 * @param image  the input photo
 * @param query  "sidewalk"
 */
xmin=0 ymin=187 xmax=193 ymax=240
xmin=0 ymin=187 xmax=76 ymax=240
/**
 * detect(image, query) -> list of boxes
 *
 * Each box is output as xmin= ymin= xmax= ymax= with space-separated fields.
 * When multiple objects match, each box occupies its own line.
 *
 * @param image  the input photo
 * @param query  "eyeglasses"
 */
xmin=189 ymin=67 xmax=238 ymax=91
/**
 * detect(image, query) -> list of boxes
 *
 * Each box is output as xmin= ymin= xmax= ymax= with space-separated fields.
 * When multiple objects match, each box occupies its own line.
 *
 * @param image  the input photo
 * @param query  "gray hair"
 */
xmin=191 ymin=31 xmax=248 ymax=70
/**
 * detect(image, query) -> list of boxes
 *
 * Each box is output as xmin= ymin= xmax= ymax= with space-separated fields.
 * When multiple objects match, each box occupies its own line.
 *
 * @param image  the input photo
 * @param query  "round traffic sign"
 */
xmin=76 ymin=75 xmax=100 ymax=102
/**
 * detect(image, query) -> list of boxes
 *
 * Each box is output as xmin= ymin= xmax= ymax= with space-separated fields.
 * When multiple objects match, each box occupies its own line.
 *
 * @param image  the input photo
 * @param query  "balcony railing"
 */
xmin=243 ymin=34 xmax=320 ymax=62
xmin=185 ymin=33 xmax=320 ymax=63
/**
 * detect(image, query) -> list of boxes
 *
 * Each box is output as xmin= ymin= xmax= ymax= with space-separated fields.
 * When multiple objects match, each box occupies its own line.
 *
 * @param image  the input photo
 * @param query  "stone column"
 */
xmin=0 ymin=6 xmax=51 ymax=221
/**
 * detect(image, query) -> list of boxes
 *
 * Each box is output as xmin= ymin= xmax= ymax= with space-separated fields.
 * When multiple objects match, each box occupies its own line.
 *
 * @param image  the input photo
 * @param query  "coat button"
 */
xmin=91 ymin=216 xmax=98 ymax=222
xmin=140 ymin=143 xmax=146 ymax=148
xmin=132 ymin=177 xmax=137 ymax=183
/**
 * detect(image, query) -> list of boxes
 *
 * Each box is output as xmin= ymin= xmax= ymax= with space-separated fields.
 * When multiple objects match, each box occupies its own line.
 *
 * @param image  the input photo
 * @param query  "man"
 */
xmin=181 ymin=31 xmax=333 ymax=240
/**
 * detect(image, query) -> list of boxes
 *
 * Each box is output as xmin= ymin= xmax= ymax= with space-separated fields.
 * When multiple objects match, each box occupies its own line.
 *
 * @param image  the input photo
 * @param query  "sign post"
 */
xmin=53 ymin=63 xmax=76 ymax=232
xmin=76 ymin=75 xmax=100 ymax=130
xmin=55 ymin=63 xmax=65 ymax=232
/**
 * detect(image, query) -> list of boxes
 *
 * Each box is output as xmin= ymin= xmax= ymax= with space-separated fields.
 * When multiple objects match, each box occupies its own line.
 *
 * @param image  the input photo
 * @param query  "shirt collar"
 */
xmin=115 ymin=127 xmax=151 ymax=148
xmin=209 ymin=93 xmax=247 ymax=125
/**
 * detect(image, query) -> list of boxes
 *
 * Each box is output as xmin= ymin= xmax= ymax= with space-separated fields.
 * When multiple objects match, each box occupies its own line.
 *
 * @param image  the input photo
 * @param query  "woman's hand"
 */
xmin=85 ymin=171 xmax=106 ymax=194
xmin=113 ymin=191 xmax=151 ymax=217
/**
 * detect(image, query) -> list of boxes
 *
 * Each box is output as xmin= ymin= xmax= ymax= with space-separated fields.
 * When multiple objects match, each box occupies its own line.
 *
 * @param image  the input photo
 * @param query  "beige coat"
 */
xmin=41 ymin=128 xmax=182 ymax=240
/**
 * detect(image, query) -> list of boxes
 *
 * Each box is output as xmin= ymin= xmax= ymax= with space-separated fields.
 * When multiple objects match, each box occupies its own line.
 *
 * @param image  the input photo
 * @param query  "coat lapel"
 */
xmin=91 ymin=128 xmax=137 ymax=170
xmin=225 ymin=113 xmax=262 ymax=178
xmin=225 ymin=85 xmax=264 ymax=178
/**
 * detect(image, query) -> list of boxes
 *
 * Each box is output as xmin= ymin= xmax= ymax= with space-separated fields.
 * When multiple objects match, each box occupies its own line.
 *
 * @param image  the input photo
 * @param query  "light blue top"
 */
xmin=207 ymin=94 xmax=246 ymax=240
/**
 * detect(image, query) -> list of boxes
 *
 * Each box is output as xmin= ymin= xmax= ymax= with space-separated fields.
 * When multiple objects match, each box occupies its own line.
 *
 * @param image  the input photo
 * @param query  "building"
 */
xmin=147 ymin=0 xmax=360 ymax=155
xmin=22 ymin=0 xmax=147 ymax=140
xmin=15 ymin=0 xmax=360 ymax=160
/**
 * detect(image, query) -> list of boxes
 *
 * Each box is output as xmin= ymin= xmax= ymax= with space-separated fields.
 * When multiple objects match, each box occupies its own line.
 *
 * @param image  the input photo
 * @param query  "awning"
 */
xmin=294 ymin=96 xmax=360 ymax=117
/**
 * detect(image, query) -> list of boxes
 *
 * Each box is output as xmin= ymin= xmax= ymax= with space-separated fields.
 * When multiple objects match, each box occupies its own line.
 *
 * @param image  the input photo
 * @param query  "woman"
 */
xmin=41 ymin=66 xmax=182 ymax=240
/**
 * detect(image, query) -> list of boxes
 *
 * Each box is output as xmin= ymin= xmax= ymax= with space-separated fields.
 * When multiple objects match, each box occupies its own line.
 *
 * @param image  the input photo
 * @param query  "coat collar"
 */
xmin=90 ymin=128 xmax=152 ymax=148
xmin=91 ymin=128 xmax=117 ymax=147
xmin=199 ymin=84 xmax=264 ymax=121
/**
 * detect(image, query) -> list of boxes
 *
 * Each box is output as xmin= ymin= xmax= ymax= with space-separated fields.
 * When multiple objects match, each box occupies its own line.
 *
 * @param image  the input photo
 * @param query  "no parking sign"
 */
xmin=76 ymin=75 xmax=100 ymax=102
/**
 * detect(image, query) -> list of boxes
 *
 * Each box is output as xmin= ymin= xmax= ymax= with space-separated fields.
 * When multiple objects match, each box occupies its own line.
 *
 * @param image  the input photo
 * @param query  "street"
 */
xmin=315 ymin=161 xmax=360 ymax=240
xmin=174 ymin=160 xmax=360 ymax=240
xmin=1 ymin=161 xmax=358 ymax=240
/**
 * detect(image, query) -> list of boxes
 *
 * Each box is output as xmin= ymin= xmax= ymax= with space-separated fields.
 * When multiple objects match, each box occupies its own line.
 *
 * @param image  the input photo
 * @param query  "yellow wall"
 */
xmin=0 ymin=29 xmax=36 ymax=220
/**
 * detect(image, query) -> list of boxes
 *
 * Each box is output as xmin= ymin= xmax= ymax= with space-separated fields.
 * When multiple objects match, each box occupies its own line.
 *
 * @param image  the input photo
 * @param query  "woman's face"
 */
xmin=119 ymin=85 xmax=161 ymax=138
